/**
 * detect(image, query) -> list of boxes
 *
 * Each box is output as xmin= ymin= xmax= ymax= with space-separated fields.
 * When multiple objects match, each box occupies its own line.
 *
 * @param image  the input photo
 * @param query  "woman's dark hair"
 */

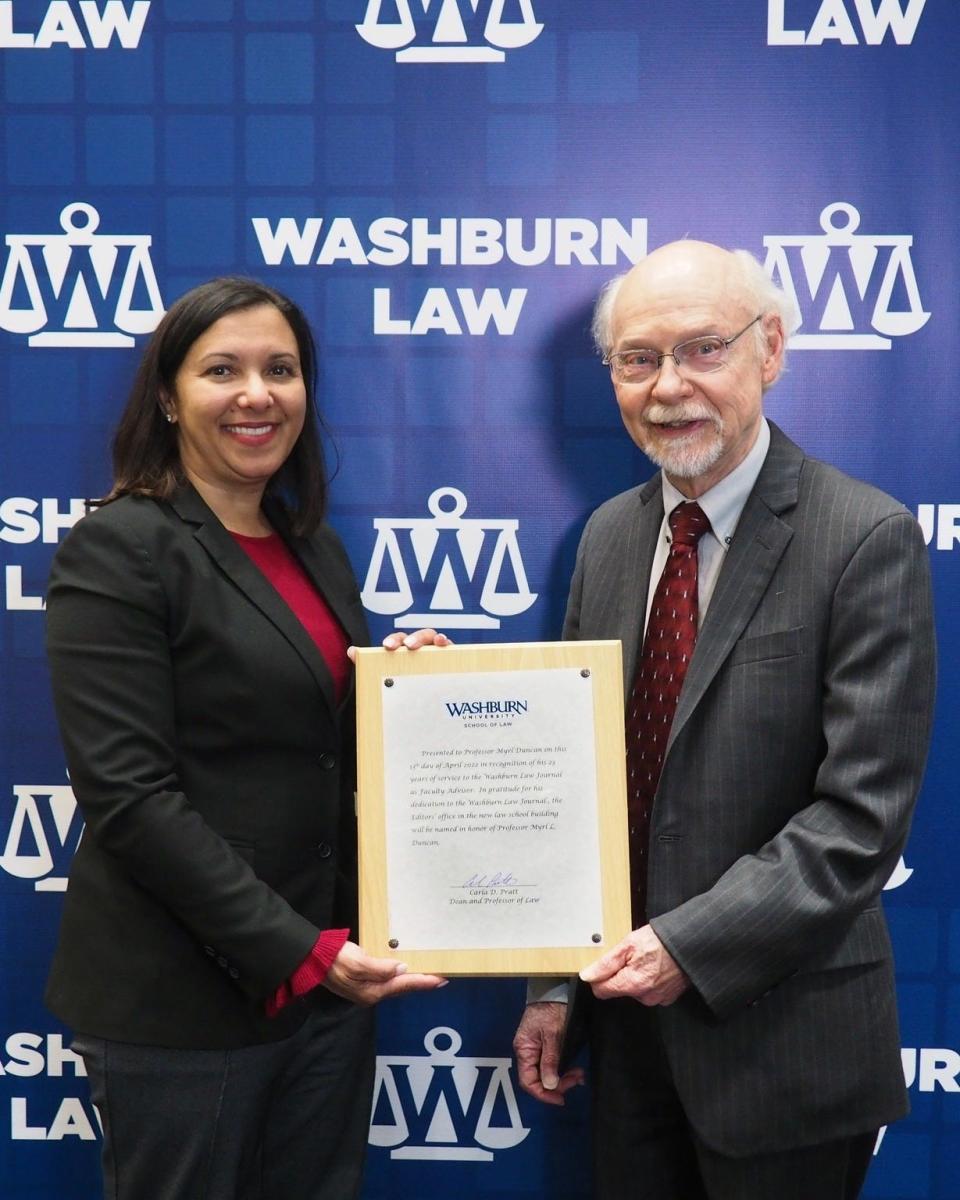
xmin=104 ymin=276 xmax=327 ymax=536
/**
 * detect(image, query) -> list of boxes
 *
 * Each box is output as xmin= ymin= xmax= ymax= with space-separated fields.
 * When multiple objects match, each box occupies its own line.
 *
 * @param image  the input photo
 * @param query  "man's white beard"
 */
xmin=641 ymin=407 xmax=725 ymax=479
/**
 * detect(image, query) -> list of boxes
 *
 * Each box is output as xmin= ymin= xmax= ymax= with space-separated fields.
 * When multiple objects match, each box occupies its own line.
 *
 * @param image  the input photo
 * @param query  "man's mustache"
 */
xmin=643 ymin=404 xmax=722 ymax=432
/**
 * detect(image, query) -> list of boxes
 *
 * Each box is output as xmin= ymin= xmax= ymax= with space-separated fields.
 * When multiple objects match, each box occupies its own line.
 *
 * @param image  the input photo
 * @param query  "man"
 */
xmin=513 ymin=241 xmax=936 ymax=1199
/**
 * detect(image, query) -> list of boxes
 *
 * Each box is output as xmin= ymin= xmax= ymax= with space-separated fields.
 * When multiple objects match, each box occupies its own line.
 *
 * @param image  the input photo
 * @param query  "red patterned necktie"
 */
xmin=625 ymin=501 xmax=710 ymax=925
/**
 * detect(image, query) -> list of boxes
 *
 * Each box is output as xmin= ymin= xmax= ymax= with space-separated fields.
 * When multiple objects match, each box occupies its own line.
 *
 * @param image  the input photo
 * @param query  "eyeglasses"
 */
xmin=603 ymin=314 xmax=763 ymax=383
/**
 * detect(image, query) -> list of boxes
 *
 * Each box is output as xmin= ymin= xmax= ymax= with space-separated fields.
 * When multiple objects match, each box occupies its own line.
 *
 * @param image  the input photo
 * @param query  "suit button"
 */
xmin=203 ymin=945 xmax=216 ymax=957
xmin=228 ymin=967 xmax=240 ymax=980
xmin=319 ymin=753 xmax=337 ymax=770
xmin=317 ymin=842 xmax=332 ymax=859
xmin=217 ymin=955 xmax=228 ymax=968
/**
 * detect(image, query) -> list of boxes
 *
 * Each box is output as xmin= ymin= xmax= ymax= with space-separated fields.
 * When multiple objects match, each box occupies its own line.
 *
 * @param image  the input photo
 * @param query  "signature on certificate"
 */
xmin=461 ymin=872 xmax=534 ymax=888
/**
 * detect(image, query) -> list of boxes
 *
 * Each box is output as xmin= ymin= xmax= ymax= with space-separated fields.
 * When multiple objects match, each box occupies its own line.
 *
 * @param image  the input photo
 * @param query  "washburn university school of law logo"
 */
xmin=763 ymin=201 xmax=929 ymax=350
xmin=0 ymin=783 xmax=81 ymax=893
xmin=361 ymin=487 xmax=538 ymax=630
xmin=369 ymin=1026 xmax=529 ymax=1160
xmin=0 ymin=202 xmax=164 ymax=348
xmin=356 ymin=0 xmax=542 ymax=63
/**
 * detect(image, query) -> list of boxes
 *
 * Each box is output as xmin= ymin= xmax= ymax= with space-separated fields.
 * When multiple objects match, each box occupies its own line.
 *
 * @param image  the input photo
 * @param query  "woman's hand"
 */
xmin=348 ymin=628 xmax=452 ymax=662
xmin=323 ymin=941 xmax=447 ymax=1006
xmin=382 ymin=628 xmax=453 ymax=651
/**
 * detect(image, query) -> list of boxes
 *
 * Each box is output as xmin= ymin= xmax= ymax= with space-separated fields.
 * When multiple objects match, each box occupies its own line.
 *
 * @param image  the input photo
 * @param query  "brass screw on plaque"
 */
xmin=580 ymin=669 xmax=591 ymax=678
xmin=384 ymin=678 xmax=394 ymax=688
xmin=592 ymin=933 xmax=602 ymax=943
xmin=388 ymin=938 xmax=399 ymax=949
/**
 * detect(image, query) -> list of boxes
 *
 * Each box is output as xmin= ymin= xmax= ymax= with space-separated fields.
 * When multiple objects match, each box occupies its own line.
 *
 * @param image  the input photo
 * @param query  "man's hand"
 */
xmin=512 ymin=1002 xmax=584 ymax=1107
xmin=323 ymin=941 xmax=446 ymax=1006
xmin=580 ymin=925 xmax=689 ymax=1006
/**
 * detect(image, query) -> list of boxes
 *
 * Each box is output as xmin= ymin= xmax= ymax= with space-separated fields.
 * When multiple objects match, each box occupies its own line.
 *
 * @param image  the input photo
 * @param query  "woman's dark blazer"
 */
xmin=44 ymin=485 xmax=370 ymax=1049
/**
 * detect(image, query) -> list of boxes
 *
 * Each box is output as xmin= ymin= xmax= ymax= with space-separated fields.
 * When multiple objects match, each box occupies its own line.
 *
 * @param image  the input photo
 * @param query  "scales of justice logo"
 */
xmin=356 ymin=0 xmax=543 ymax=63
xmin=369 ymin=1026 xmax=530 ymax=1160
xmin=361 ymin=487 xmax=538 ymax=629
xmin=0 ymin=201 xmax=164 ymax=347
xmin=0 ymin=784 xmax=82 ymax=893
xmin=763 ymin=201 xmax=929 ymax=349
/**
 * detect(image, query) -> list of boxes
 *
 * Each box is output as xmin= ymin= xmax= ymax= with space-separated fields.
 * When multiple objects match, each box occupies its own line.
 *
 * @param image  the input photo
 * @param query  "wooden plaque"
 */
xmin=355 ymin=640 xmax=630 ymax=975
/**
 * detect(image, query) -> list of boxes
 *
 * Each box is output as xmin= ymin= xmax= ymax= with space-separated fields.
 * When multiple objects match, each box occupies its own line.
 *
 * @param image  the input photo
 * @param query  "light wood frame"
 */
xmin=355 ymin=640 xmax=631 ymax=975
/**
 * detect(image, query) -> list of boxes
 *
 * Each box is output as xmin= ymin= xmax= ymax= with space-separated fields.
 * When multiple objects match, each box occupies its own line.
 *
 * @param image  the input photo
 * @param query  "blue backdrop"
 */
xmin=1 ymin=2 xmax=957 ymax=1197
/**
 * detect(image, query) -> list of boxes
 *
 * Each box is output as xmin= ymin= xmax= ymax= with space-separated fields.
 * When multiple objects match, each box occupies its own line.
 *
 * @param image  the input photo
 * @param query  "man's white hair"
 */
xmin=591 ymin=271 xmax=630 ymax=358
xmin=590 ymin=248 xmax=802 ymax=377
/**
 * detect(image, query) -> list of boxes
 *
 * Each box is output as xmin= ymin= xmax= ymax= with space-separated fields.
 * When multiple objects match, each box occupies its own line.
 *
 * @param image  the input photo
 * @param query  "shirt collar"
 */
xmin=661 ymin=417 xmax=771 ymax=546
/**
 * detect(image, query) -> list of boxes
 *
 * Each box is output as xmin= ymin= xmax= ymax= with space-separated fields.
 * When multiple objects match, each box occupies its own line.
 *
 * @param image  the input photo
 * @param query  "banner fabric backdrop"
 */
xmin=1 ymin=2 xmax=957 ymax=1197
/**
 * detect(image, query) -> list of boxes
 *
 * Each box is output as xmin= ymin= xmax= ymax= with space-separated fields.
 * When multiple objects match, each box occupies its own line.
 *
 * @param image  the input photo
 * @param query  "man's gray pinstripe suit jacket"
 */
xmin=565 ymin=421 xmax=936 ymax=1156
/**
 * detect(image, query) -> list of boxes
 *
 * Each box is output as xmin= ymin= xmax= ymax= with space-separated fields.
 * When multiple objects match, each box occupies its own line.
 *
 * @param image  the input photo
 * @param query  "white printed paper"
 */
xmin=381 ymin=668 xmax=604 ymax=950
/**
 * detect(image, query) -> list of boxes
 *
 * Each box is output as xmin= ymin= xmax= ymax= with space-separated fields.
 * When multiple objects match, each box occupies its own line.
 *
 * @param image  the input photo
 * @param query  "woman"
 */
xmin=44 ymin=277 xmax=446 ymax=1199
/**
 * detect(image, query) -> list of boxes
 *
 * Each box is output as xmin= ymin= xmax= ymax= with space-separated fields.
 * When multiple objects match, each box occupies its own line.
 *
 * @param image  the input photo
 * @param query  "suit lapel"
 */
xmin=665 ymin=424 xmax=804 ymax=754
xmin=274 ymin=518 xmax=369 ymax=712
xmin=617 ymin=477 xmax=664 ymax=695
xmin=170 ymin=487 xmax=350 ymax=718
xmin=286 ymin=531 xmax=367 ymax=654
